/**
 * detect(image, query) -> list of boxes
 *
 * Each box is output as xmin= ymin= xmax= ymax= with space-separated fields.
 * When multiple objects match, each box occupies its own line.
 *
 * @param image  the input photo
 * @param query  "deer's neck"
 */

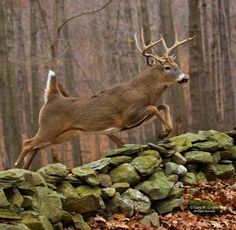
xmin=132 ymin=68 xmax=168 ymax=104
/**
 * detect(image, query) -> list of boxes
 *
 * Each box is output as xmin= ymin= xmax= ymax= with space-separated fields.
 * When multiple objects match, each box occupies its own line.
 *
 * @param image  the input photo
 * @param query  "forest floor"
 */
xmin=87 ymin=180 xmax=236 ymax=230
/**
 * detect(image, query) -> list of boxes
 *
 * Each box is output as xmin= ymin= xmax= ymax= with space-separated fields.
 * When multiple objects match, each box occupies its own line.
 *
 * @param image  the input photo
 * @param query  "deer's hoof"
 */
xmin=159 ymin=130 xmax=170 ymax=139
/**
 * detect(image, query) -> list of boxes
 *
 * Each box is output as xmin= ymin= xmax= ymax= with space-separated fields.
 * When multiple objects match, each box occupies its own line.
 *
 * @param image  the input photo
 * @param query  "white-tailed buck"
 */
xmin=15 ymin=29 xmax=194 ymax=169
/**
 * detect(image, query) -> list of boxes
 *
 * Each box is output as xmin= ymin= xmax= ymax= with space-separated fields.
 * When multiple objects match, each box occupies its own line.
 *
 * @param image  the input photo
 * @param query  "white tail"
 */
xmin=44 ymin=70 xmax=56 ymax=103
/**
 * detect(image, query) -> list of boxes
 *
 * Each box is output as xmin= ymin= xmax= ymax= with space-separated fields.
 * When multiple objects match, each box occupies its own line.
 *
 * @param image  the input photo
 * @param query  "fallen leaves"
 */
xmin=88 ymin=180 xmax=236 ymax=230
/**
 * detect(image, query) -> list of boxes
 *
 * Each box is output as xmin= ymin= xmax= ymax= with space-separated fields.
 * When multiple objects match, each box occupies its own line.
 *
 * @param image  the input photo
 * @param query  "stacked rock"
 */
xmin=0 ymin=130 xmax=235 ymax=229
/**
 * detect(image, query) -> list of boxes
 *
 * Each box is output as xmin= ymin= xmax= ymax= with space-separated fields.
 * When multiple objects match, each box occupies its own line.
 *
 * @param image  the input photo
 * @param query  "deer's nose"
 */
xmin=178 ymin=74 xmax=188 ymax=84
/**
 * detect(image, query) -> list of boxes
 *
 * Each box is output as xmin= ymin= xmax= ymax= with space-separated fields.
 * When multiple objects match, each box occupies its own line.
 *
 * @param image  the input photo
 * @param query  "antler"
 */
xmin=134 ymin=29 xmax=164 ymax=63
xmin=161 ymin=26 xmax=196 ymax=57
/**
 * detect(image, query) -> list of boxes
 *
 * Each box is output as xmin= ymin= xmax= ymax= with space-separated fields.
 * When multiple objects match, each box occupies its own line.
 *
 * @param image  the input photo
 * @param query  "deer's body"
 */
xmin=15 ymin=29 xmax=194 ymax=169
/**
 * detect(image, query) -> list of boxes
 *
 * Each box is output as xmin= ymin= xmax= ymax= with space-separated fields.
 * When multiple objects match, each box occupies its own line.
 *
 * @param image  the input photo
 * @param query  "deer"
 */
xmin=15 ymin=29 xmax=194 ymax=169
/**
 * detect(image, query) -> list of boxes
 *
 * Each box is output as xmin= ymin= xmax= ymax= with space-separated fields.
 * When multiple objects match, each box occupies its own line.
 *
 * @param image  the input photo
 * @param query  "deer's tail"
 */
xmin=44 ymin=70 xmax=60 ymax=103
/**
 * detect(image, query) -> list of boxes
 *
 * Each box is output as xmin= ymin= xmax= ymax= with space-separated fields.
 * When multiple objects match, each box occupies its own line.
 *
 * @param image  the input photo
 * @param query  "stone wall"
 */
xmin=0 ymin=130 xmax=235 ymax=230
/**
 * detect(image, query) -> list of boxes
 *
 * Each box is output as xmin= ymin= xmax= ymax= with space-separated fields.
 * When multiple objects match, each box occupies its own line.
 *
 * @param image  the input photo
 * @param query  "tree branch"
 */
xmin=57 ymin=0 xmax=112 ymax=39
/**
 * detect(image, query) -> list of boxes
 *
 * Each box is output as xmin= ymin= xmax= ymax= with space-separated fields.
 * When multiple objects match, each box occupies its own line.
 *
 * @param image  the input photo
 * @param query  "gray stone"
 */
xmin=140 ymin=212 xmax=160 ymax=228
xmin=175 ymin=165 xmax=188 ymax=176
xmin=181 ymin=172 xmax=197 ymax=185
xmin=109 ymin=163 xmax=140 ymax=185
xmin=99 ymin=174 xmax=112 ymax=187
xmin=85 ymin=158 xmax=111 ymax=173
xmin=135 ymin=169 xmax=174 ymax=200
xmin=131 ymin=155 xmax=161 ymax=176
xmin=155 ymin=198 xmax=183 ymax=214
xmin=111 ymin=182 xmax=130 ymax=193
xmin=122 ymin=188 xmax=151 ymax=214
xmin=171 ymin=152 xmax=187 ymax=165
xmin=184 ymin=151 xmax=213 ymax=164
xmin=72 ymin=166 xmax=100 ymax=186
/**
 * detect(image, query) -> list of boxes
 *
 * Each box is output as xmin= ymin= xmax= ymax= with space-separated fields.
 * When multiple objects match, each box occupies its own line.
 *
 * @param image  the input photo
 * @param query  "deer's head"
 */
xmin=134 ymin=29 xmax=195 ymax=85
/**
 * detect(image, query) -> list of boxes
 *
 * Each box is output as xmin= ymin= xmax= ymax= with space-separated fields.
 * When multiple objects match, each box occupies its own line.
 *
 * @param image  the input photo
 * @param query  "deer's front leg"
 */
xmin=124 ymin=105 xmax=172 ymax=137
xmin=157 ymin=104 xmax=173 ymax=138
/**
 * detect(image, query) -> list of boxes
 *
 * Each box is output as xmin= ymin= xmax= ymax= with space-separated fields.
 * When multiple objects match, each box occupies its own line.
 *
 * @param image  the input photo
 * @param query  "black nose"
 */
xmin=178 ymin=76 xmax=188 ymax=84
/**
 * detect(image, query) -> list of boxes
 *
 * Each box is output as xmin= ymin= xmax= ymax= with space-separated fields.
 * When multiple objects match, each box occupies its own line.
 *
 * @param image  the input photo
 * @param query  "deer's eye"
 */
xmin=164 ymin=66 xmax=171 ymax=71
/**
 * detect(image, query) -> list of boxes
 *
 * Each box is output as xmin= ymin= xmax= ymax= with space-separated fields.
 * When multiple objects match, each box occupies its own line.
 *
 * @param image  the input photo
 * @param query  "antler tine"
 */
xmin=134 ymin=30 xmax=165 ymax=63
xmin=134 ymin=33 xmax=143 ymax=55
xmin=162 ymin=27 xmax=196 ymax=57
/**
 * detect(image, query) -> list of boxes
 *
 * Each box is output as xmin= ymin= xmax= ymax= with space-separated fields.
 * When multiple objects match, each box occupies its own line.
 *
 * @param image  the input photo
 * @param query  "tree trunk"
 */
xmin=30 ymin=0 xmax=41 ymax=168
xmin=0 ymin=1 xmax=22 ymax=168
xmin=159 ymin=0 xmax=188 ymax=135
xmin=188 ymin=0 xmax=205 ymax=131
xmin=61 ymin=0 xmax=82 ymax=166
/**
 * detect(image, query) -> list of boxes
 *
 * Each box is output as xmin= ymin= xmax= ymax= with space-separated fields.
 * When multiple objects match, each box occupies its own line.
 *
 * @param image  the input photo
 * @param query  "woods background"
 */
xmin=0 ymin=0 xmax=235 ymax=170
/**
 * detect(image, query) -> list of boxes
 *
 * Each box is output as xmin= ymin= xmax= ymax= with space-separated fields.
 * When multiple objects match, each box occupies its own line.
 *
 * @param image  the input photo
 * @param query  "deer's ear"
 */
xmin=147 ymin=56 xmax=157 ymax=67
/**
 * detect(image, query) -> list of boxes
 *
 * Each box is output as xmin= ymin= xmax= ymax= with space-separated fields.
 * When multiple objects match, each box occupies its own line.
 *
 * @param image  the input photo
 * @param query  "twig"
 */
xmin=57 ymin=0 xmax=112 ymax=39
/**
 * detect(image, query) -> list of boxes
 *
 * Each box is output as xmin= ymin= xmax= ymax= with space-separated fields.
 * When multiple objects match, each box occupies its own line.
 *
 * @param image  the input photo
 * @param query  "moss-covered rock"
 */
xmin=196 ymin=172 xmax=208 ymax=184
xmin=101 ymin=187 xmax=116 ymax=198
xmin=170 ymin=135 xmax=192 ymax=152
xmin=135 ymin=169 xmax=174 ymax=200
xmin=181 ymin=172 xmax=197 ymax=185
xmin=131 ymin=155 xmax=161 ymax=176
xmin=154 ymin=198 xmax=183 ymax=214
xmin=106 ymin=144 xmax=142 ymax=157
xmin=140 ymin=212 xmax=160 ymax=228
xmin=204 ymin=164 xmax=235 ymax=179
xmin=171 ymin=152 xmax=187 ymax=165
xmin=109 ymin=163 xmax=140 ymax=185
xmin=121 ymin=188 xmax=151 ymax=214
xmin=111 ymin=182 xmax=130 ymax=193
xmin=20 ymin=211 xmax=54 ymax=230
xmin=72 ymin=166 xmax=100 ymax=186
xmin=105 ymin=192 xmax=134 ymax=217
xmin=7 ymin=187 xmax=24 ymax=213
xmin=37 ymin=163 xmax=69 ymax=184
xmin=198 ymin=130 xmax=233 ymax=148
xmin=110 ymin=156 xmax=133 ymax=166
xmin=184 ymin=151 xmax=213 ymax=164
xmin=34 ymin=186 xmax=63 ymax=223
xmin=0 ymin=223 xmax=31 ymax=230
xmin=0 ymin=208 xmax=21 ymax=219
xmin=85 ymin=158 xmax=111 ymax=173
xmin=99 ymin=174 xmax=112 ymax=188
xmin=0 ymin=188 xmax=10 ymax=208
xmin=192 ymin=141 xmax=220 ymax=152
xmin=72 ymin=213 xmax=91 ymax=230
